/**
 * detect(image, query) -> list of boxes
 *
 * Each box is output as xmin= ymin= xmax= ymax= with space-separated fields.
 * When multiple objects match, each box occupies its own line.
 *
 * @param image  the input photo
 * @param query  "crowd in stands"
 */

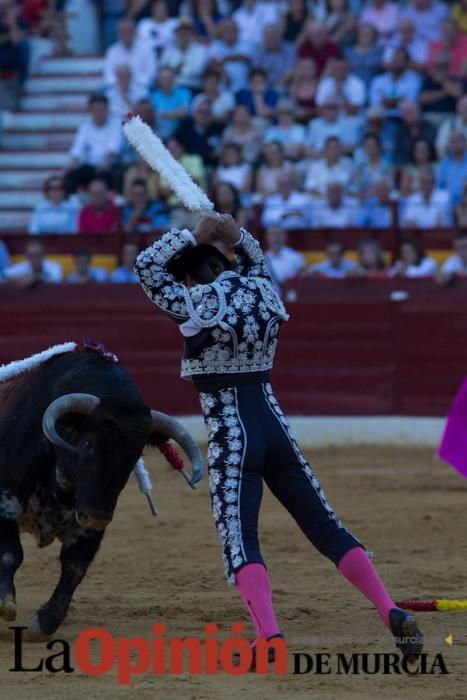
xmin=1 ymin=0 xmax=467 ymax=285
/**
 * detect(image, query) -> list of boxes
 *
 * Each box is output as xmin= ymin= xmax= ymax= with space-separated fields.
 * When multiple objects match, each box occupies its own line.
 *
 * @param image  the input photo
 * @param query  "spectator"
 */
xmin=289 ymin=58 xmax=319 ymax=123
xmin=324 ymin=0 xmax=357 ymax=48
xmin=264 ymin=98 xmax=306 ymax=160
xmin=352 ymin=134 xmax=392 ymax=197
xmin=264 ymin=227 xmax=307 ymax=284
xmin=389 ymin=238 xmax=438 ymax=277
xmin=78 ymin=178 xmax=120 ymax=233
xmin=369 ymin=48 xmax=421 ymax=118
xmin=428 ymin=18 xmax=467 ymax=78
xmin=21 ymin=0 xmax=69 ymax=56
xmin=436 ymin=95 xmax=467 ymax=158
xmin=306 ymin=98 xmax=362 ymax=156
xmin=0 ymin=0 xmax=30 ymax=90
xmin=305 ymin=136 xmax=353 ymax=196
xmin=212 ymin=182 xmax=248 ymax=228
xmin=408 ymin=137 xmax=437 ymax=185
xmin=214 ymin=142 xmax=252 ymax=194
xmin=208 ymin=18 xmax=253 ymax=93
xmin=149 ymin=66 xmax=191 ymax=139
xmin=261 ymin=172 xmax=313 ymax=229
xmin=236 ymin=68 xmax=279 ymax=121
xmin=345 ymin=23 xmax=383 ymax=86
xmin=359 ymin=0 xmax=399 ymax=46
xmin=65 ymin=94 xmax=122 ymax=194
xmin=160 ymin=18 xmax=209 ymax=91
xmin=307 ymin=239 xmax=357 ymax=277
xmin=232 ymin=0 xmax=279 ymax=47
xmin=401 ymin=166 xmax=452 ymax=228
xmin=436 ymin=132 xmax=467 ymax=205
xmin=29 ymin=176 xmax=78 ymax=234
xmin=315 ymin=57 xmax=366 ymax=112
xmin=123 ymin=154 xmax=162 ymax=200
xmin=282 ymin=0 xmax=310 ymax=44
xmin=255 ymin=141 xmax=296 ymax=198
xmin=104 ymin=17 xmax=157 ymax=91
xmin=173 ymin=97 xmax=223 ymax=166
xmin=221 ymin=106 xmax=262 ymax=164
xmin=137 ymin=0 xmax=178 ymax=55
xmin=362 ymin=105 xmax=395 ymax=159
xmin=401 ymin=0 xmax=449 ymax=44
xmin=67 ymin=251 xmax=108 ymax=284
xmin=456 ymin=181 xmax=467 ymax=226
xmin=382 ymin=17 xmax=429 ymax=69
xmin=311 ymin=181 xmax=361 ymax=227
xmin=106 ymin=64 xmax=148 ymax=117
xmin=0 ymin=239 xmax=10 ymax=279
xmin=438 ymin=231 xmax=467 ymax=281
xmin=452 ymin=0 xmax=467 ymax=33
xmin=199 ymin=70 xmax=234 ymax=122
xmin=191 ymin=0 xmax=223 ymax=39
xmin=121 ymin=178 xmax=169 ymax=232
xmin=357 ymin=178 xmax=394 ymax=227
xmin=100 ymin=0 xmax=126 ymax=49
xmin=354 ymin=238 xmax=387 ymax=275
xmin=253 ymin=23 xmax=296 ymax=88
xmin=110 ymin=241 xmax=140 ymax=283
xmin=393 ymin=100 xmax=436 ymax=166
xmin=4 ymin=241 xmax=63 ymax=284
xmin=298 ymin=20 xmax=342 ymax=76
xmin=419 ymin=51 xmax=465 ymax=122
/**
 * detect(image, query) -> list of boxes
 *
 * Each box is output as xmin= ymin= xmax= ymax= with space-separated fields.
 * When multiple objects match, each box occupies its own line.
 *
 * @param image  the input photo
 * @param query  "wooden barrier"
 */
xmin=1 ymin=279 xmax=466 ymax=416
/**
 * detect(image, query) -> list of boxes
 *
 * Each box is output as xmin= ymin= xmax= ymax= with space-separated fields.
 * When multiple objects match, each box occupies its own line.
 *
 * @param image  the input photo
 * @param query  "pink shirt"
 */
xmin=360 ymin=2 xmax=400 ymax=45
xmin=428 ymin=37 xmax=467 ymax=77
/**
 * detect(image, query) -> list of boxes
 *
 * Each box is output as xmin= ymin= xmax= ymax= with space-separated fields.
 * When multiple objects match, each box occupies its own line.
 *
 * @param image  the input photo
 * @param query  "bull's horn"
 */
xmin=150 ymin=411 xmax=204 ymax=487
xmin=42 ymin=393 xmax=100 ymax=451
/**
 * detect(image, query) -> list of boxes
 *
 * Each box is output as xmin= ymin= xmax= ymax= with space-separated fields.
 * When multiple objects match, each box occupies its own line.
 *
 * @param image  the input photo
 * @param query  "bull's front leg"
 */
xmin=0 ymin=516 xmax=24 ymax=622
xmin=29 ymin=528 xmax=104 ymax=640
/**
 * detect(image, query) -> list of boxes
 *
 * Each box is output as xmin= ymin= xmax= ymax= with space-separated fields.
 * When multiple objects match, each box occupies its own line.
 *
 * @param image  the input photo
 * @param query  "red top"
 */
xmin=298 ymin=40 xmax=342 ymax=76
xmin=78 ymin=203 xmax=120 ymax=234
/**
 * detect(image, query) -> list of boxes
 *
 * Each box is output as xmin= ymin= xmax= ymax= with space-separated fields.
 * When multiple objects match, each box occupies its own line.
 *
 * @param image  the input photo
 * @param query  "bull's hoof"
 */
xmin=24 ymin=613 xmax=51 ymax=643
xmin=0 ymin=594 xmax=17 ymax=622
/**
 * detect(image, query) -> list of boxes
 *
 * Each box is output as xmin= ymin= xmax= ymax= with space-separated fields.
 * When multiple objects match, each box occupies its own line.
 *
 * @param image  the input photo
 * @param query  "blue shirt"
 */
xmin=29 ymin=200 xmax=78 ymax=234
xmin=110 ymin=267 xmax=139 ymax=283
xmin=357 ymin=199 xmax=393 ymax=228
xmin=150 ymin=86 xmax=192 ymax=139
xmin=0 ymin=240 xmax=10 ymax=277
xmin=121 ymin=202 xmax=169 ymax=232
xmin=436 ymin=154 xmax=467 ymax=204
xmin=67 ymin=267 xmax=108 ymax=283
xmin=369 ymin=70 xmax=421 ymax=117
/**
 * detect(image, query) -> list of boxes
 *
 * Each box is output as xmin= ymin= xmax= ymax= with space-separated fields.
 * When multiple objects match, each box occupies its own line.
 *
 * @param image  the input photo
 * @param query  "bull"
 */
xmin=0 ymin=345 xmax=203 ymax=639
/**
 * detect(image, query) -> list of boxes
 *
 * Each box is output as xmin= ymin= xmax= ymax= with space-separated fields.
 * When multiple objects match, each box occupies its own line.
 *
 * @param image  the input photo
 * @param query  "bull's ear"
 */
xmin=146 ymin=431 xmax=169 ymax=447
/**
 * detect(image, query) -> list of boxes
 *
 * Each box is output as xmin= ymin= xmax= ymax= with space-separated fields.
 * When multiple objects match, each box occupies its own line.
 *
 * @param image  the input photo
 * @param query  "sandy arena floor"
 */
xmin=0 ymin=446 xmax=466 ymax=700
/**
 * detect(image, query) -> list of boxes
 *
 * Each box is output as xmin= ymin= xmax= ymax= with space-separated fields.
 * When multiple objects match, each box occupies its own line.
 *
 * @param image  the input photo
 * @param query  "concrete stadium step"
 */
xmin=21 ymin=93 xmax=89 ymax=111
xmin=2 ymin=112 xmax=84 ymax=130
xmin=1 ymin=132 xmax=73 ymax=149
xmin=24 ymin=75 xmax=103 ymax=94
xmin=0 ymin=191 xmax=44 ymax=208
xmin=0 ymin=170 xmax=61 ymax=188
xmin=0 ymin=211 xmax=31 ymax=231
xmin=0 ymin=151 xmax=69 ymax=167
xmin=37 ymin=57 xmax=104 ymax=75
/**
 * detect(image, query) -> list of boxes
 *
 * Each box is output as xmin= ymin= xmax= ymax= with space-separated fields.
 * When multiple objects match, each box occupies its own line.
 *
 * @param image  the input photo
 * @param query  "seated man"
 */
xmin=4 ymin=241 xmax=63 ymax=285
xmin=419 ymin=51 xmax=465 ymax=121
xmin=110 ymin=241 xmax=140 ymax=283
xmin=67 ymin=250 xmax=108 ymax=284
xmin=357 ymin=179 xmax=394 ymax=228
xmin=261 ymin=172 xmax=312 ymax=230
xmin=103 ymin=17 xmax=157 ymax=91
xmin=369 ymin=47 xmax=421 ymax=118
xmin=264 ymin=227 xmax=307 ymax=284
xmin=436 ymin=132 xmax=467 ymax=205
xmin=208 ymin=18 xmax=254 ymax=93
xmin=305 ymin=137 xmax=354 ymax=197
xmin=149 ymin=66 xmax=191 ymax=139
xmin=160 ymin=18 xmax=209 ymax=92
xmin=121 ymin=178 xmax=169 ymax=232
xmin=78 ymin=178 xmax=120 ymax=234
xmin=401 ymin=166 xmax=452 ymax=228
xmin=312 ymin=182 xmax=361 ymax=228
xmin=307 ymin=239 xmax=357 ymax=278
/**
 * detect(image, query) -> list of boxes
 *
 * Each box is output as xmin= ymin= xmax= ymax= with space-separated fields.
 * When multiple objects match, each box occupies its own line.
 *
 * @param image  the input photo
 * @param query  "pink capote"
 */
xmin=438 ymin=378 xmax=467 ymax=479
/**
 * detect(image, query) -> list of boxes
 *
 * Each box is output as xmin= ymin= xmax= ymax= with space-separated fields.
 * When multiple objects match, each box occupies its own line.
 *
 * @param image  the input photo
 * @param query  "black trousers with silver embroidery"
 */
xmin=195 ymin=373 xmax=362 ymax=584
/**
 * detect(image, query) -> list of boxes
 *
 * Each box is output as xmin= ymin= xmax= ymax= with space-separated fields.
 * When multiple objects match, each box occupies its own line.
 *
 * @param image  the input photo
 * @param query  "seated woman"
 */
xmin=389 ymin=238 xmax=438 ymax=278
xmin=236 ymin=68 xmax=279 ymax=122
xmin=221 ymin=105 xmax=263 ymax=164
xmin=213 ymin=143 xmax=253 ymax=196
xmin=289 ymin=58 xmax=319 ymax=123
xmin=352 ymin=134 xmax=393 ymax=199
xmin=211 ymin=181 xmax=248 ymax=229
xmin=353 ymin=238 xmax=387 ymax=276
xmin=407 ymin=137 xmax=437 ymax=188
xmin=29 ymin=176 xmax=78 ymax=234
xmin=255 ymin=142 xmax=296 ymax=199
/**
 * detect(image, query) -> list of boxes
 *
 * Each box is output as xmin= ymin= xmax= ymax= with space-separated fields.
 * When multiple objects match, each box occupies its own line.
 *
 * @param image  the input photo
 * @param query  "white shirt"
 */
xmin=312 ymin=196 xmax=361 ymax=228
xmin=262 ymin=191 xmax=312 ymax=229
xmin=136 ymin=17 xmax=178 ymax=53
xmin=161 ymin=41 xmax=209 ymax=90
xmin=307 ymin=115 xmax=363 ymax=152
xmin=209 ymin=40 xmax=253 ymax=92
xmin=383 ymin=35 xmax=428 ymax=67
xmin=436 ymin=116 xmax=467 ymax=158
xmin=305 ymin=157 xmax=354 ymax=195
xmin=103 ymin=40 xmax=157 ymax=90
xmin=315 ymin=75 xmax=367 ymax=108
xmin=232 ymin=1 xmax=279 ymax=46
xmin=5 ymin=259 xmax=63 ymax=282
xmin=401 ymin=190 xmax=452 ymax=228
xmin=29 ymin=200 xmax=78 ymax=234
xmin=69 ymin=116 xmax=123 ymax=166
xmin=265 ymin=246 xmax=306 ymax=284
xmin=441 ymin=254 xmax=467 ymax=276
xmin=369 ymin=70 xmax=421 ymax=116
xmin=389 ymin=257 xmax=438 ymax=277
xmin=106 ymin=83 xmax=148 ymax=117
xmin=216 ymin=163 xmax=251 ymax=191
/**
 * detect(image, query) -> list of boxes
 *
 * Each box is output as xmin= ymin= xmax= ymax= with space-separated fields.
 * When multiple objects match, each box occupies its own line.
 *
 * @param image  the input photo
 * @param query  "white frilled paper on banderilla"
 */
xmin=123 ymin=115 xmax=216 ymax=215
xmin=134 ymin=457 xmax=158 ymax=516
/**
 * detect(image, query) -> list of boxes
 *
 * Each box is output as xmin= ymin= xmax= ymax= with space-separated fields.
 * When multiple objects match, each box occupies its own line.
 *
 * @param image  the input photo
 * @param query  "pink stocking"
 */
xmin=236 ymin=563 xmax=281 ymax=639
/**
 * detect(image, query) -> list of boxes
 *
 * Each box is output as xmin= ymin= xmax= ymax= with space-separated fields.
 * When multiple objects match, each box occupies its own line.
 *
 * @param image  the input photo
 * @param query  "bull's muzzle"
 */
xmin=75 ymin=512 xmax=111 ymax=531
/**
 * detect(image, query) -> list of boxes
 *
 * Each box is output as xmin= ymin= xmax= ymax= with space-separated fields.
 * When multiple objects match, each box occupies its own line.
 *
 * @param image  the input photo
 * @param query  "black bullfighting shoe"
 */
xmin=233 ymin=633 xmax=285 ymax=670
xmin=389 ymin=608 xmax=424 ymax=660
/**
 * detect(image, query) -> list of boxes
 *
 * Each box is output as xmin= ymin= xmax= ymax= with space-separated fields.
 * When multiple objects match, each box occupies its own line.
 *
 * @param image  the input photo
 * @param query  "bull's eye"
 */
xmin=83 ymin=439 xmax=93 ymax=453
